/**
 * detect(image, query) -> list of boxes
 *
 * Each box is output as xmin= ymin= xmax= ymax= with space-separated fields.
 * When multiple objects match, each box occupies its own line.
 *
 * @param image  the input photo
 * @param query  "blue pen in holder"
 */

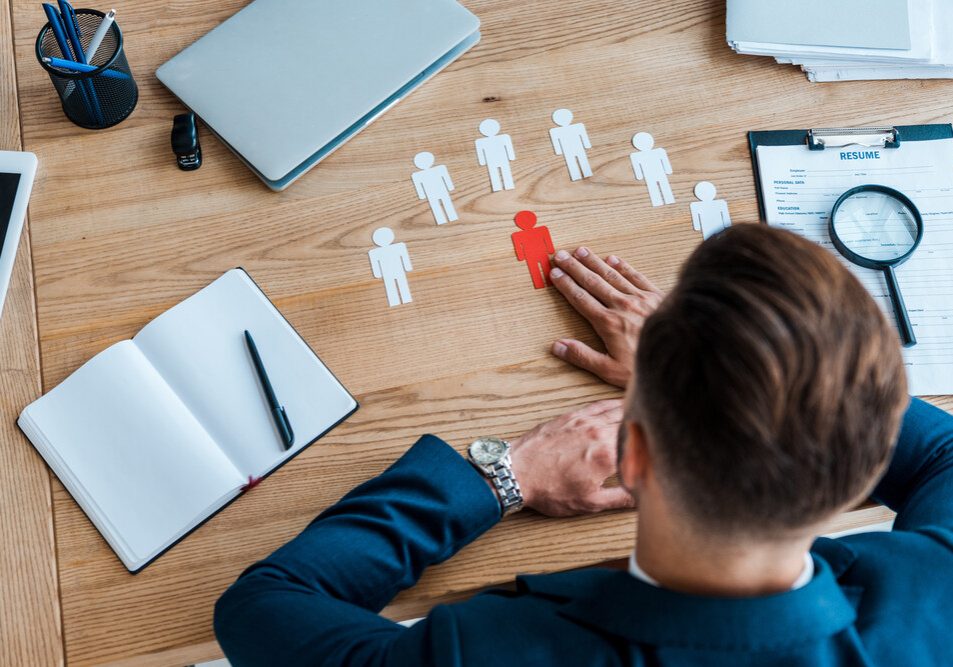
xmin=36 ymin=8 xmax=138 ymax=130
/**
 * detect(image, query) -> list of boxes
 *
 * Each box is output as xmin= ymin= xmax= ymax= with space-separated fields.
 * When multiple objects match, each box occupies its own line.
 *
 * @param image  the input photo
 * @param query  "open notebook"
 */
xmin=19 ymin=269 xmax=358 ymax=572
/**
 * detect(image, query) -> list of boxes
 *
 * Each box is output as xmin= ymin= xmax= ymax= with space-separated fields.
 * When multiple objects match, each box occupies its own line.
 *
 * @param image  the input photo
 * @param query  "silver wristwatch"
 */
xmin=467 ymin=437 xmax=524 ymax=517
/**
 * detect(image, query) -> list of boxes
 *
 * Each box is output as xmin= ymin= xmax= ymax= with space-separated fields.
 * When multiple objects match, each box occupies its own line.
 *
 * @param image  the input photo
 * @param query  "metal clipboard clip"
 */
xmin=807 ymin=126 xmax=901 ymax=151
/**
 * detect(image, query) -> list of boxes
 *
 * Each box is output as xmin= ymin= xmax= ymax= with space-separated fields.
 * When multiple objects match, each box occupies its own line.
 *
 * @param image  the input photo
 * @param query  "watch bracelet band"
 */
xmin=486 ymin=454 xmax=523 ymax=515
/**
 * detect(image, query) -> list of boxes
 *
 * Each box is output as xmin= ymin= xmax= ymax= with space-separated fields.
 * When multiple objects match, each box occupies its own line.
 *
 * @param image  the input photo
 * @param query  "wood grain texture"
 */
xmin=0 ymin=0 xmax=63 ymax=663
xmin=6 ymin=0 xmax=953 ymax=664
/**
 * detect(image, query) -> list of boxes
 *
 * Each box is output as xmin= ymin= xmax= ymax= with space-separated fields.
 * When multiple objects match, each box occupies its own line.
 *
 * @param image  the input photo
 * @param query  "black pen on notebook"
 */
xmin=244 ymin=330 xmax=295 ymax=450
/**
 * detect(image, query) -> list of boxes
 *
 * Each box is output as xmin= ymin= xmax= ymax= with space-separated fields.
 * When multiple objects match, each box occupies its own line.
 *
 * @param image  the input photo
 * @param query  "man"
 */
xmin=368 ymin=227 xmax=414 ymax=308
xmin=216 ymin=224 xmax=953 ymax=666
xmin=550 ymin=108 xmax=593 ymax=182
xmin=630 ymin=132 xmax=675 ymax=207
xmin=412 ymin=152 xmax=458 ymax=226
xmin=475 ymin=118 xmax=517 ymax=192
xmin=512 ymin=210 xmax=556 ymax=290
xmin=690 ymin=181 xmax=732 ymax=240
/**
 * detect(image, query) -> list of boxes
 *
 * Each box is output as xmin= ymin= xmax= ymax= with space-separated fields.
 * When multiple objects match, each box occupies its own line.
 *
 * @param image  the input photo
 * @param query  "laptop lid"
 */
xmin=157 ymin=0 xmax=480 ymax=184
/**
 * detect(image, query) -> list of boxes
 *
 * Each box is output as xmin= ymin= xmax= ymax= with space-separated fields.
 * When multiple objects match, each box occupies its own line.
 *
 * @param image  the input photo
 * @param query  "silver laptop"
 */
xmin=156 ymin=0 xmax=480 ymax=191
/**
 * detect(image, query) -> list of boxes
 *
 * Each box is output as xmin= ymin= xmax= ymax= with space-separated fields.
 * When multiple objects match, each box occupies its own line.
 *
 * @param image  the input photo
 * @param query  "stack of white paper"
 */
xmin=728 ymin=0 xmax=953 ymax=82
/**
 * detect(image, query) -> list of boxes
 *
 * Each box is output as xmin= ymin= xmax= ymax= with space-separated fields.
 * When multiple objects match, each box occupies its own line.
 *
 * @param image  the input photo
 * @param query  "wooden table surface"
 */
xmin=3 ymin=0 xmax=953 ymax=664
xmin=0 ymin=0 xmax=62 ymax=664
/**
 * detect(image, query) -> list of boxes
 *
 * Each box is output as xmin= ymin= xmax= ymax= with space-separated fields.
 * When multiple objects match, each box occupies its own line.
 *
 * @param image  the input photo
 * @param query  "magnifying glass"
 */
xmin=829 ymin=185 xmax=923 ymax=348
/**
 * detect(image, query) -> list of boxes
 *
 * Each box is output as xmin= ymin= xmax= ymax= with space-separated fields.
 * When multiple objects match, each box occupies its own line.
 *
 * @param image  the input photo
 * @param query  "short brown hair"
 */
xmin=633 ymin=224 xmax=908 ymax=536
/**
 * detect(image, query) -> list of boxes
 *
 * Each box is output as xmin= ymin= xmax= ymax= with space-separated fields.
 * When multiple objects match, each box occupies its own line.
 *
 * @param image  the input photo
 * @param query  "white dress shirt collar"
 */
xmin=628 ymin=551 xmax=815 ymax=591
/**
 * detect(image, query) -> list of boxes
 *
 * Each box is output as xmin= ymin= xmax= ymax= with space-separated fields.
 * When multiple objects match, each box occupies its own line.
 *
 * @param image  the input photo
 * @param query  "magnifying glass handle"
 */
xmin=884 ymin=265 xmax=917 ymax=348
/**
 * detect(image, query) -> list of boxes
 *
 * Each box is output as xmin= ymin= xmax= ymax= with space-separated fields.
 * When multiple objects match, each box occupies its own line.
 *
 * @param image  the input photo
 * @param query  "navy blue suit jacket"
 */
xmin=215 ymin=399 xmax=953 ymax=666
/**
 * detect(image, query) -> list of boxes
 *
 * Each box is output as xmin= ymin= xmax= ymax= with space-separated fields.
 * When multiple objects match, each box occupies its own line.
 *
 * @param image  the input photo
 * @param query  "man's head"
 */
xmin=479 ymin=118 xmax=501 ymax=137
xmin=620 ymin=224 xmax=908 ymax=539
xmin=553 ymin=108 xmax=574 ymax=127
xmin=515 ymin=210 xmax=538 ymax=230
xmin=694 ymin=181 xmax=717 ymax=202
xmin=372 ymin=227 xmax=395 ymax=248
xmin=632 ymin=132 xmax=655 ymax=151
xmin=414 ymin=152 xmax=435 ymax=170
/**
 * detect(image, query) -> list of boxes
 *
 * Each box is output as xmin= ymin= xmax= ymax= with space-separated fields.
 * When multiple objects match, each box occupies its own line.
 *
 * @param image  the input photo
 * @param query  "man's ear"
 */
xmin=620 ymin=421 xmax=651 ymax=491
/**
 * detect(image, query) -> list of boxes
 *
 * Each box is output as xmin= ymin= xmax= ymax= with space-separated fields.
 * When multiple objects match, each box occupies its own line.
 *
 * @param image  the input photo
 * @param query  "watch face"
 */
xmin=470 ymin=438 xmax=508 ymax=465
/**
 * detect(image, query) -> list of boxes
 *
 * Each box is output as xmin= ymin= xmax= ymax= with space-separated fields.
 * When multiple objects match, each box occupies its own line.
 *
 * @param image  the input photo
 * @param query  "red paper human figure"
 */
xmin=512 ymin=210 xmax=555 ymax=289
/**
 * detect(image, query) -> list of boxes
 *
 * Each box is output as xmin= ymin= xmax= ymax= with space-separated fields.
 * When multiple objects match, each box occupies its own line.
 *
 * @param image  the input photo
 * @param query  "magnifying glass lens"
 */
xmin=831 ymin=190 xmax=919 ymax=262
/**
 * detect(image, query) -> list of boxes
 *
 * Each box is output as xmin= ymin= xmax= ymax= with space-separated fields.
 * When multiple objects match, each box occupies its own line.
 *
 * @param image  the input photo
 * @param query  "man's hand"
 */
xmin=510 ymin=400 xmax=634 ymax=517
xmin=550 ymin=248 xmax=664 ymax=388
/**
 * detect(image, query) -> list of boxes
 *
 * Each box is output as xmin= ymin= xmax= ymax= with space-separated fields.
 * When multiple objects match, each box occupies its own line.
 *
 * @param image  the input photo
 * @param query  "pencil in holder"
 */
xmin=35 ymin=9 xmax=138 ymax=130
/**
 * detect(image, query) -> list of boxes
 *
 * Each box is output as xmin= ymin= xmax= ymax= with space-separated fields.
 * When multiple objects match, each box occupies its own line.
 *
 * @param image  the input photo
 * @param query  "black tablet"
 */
xmin=0 ymin=151 xmax=37 ymax=319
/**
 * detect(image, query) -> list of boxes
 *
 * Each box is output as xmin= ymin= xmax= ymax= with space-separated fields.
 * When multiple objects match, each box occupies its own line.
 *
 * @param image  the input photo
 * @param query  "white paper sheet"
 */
xmin=756 ymin=137 xmax=953 ymax=396
xmin=797 ymin=1 xmax=953 ymax=81
xmin=727 ymin=0 xmax=912 ymax=51
xmin=730 ymin=0 xmax=932 ymax=64
xmin=805 ymin=66 xmax=953 ymax=82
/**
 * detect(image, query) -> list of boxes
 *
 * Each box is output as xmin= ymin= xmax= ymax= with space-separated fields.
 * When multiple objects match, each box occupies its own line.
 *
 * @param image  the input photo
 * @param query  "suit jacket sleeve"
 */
xmin=872 ymin=398 xmax=953 ymax=531
xmin=214 ymin=434 xmax=501 ymax=666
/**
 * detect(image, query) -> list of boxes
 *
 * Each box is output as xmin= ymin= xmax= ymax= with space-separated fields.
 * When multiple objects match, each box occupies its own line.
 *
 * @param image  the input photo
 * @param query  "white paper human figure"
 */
xmin=412 ymin=152 xmax=458 ymax=225
xmin=368 ymin=227 xmax=413 ymax=308
xmin=550 ymin=108 xmax=592 ymax=181
xmin=691 ymin=181 xmax=732 ymax=240
xmin=475 ymin=118 xmax=516 ymax=192
xmin=630 ymin=132 xmax=675 ymax=207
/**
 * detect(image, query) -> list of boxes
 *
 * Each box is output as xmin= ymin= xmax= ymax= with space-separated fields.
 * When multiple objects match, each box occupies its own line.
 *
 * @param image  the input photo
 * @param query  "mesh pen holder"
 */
xmin=36 ymin=9 xmax=138 ymax=130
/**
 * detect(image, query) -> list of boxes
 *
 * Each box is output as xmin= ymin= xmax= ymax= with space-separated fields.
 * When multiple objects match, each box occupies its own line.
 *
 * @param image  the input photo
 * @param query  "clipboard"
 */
xmin=748 ymin=124 xmax=953 ymax=222
xmin=744 ymin=122 xmax=953 ymax=396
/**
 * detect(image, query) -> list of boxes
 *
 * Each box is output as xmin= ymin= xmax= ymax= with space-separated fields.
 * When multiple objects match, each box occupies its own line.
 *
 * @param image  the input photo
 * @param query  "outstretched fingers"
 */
xmin=550 ymin=263 xmax=606 ymax=323
xmin=552 ymin=249 xmax=619 ymax=306
xmin=573 ymin=248 xmax=640 ymax=296
xmin=553 ymin=339 xmax=614 ymax=380
xmin=606 ymin=255 xmax=659 ymax=293
xmin=552 ymin=338 xmax=630 ymax=388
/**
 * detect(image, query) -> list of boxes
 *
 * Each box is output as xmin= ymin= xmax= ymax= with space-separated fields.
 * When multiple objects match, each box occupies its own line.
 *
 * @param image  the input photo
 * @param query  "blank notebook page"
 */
xmin=133 ymin=269 xmax=358 ymax=477
xmin=22 ymin=341 xmax=244 ymax=564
